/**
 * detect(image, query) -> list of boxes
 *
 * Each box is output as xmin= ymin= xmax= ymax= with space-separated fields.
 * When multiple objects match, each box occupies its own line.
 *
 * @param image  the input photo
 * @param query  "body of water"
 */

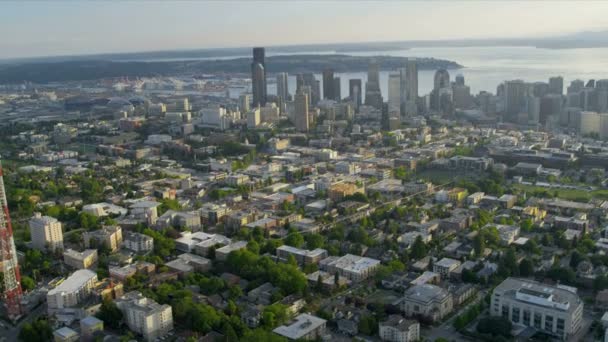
xmin=261 ymin=46 xmax=608 ymax=99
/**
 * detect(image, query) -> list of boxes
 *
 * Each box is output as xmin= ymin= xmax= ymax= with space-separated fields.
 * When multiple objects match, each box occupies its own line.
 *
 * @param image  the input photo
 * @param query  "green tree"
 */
xmin=477 ymin=317 xmax=512 ymax=337
xmin=21 ymin=275 xmax=36 ymax=291
xmin=18 ymin=319 xmax=53 ymax=342
xmin=519 ymin=259 xmax=534 ymax=277
xmin=358 ymin=315 xmax=378 ymax=336
xmin=410 ymin=235 xmax=427 ymax=260
xmin=473 ymin=233 xmax=485 ymax=257
xmin=96 ymin=299 xmax=123 ymax=329
xmin=284 ymin=229 xmax=304 ymax=248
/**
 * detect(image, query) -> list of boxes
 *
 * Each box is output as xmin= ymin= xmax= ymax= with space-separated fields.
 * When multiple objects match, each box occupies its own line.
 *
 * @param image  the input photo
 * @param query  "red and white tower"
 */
xmin=0 ymin=160 xmax=23 ymax=321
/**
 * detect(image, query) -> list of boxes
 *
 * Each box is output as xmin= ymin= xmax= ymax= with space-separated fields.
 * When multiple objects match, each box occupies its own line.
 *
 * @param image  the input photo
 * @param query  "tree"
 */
xmin=305 ymin=233 xmax=325 ymax=249
xmin=477 ymin=317 xmax=512 ymax=337
xmin=241 ymin=329 xmax=287 ymax=342
xmin=19 ymin=319 xmax=53 ymax=342
xmin=473 ymin=233 xmax=485 ymax=257
xmin=247 ymin=240 xmax=260 ymax=254
xmin=96 ymin=299 xmax=123 ymax=329
xmin=224 ymin=323 xmax=239 ymax=342
xmin=570 ymin=250 xmax=585 ymax=268
xmin=358 ymin=314 xmax=378 ymax=336
xmin=284 ymin=229 xmax=304 ymax=248
xmin=519 ymin=259 xmax=534 ymax=277
xmin=21 ymin=275 xmax=36 ymax=291
xmin=410 ymin=236 xmax=427 ymax=260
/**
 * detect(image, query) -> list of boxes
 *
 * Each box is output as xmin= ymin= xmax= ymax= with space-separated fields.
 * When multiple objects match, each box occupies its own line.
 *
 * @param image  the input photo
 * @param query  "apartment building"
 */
xmin=115 ymin=291 xmax=174 ymax=341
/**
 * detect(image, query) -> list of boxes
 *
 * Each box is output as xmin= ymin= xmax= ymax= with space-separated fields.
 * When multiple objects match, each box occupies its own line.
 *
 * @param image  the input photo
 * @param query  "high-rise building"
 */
xmin=349 ymin=79 xmax=362 ymax=109
xmin=333 ymin=77 xmax=341 ymax=101
xmin=29 ymin=213 xmax=63 ymax=252
xmin=0 ymin=160 xmax=23 ymax=321
xmin=276 ymin=72 xmax=290 ymax=104
xmin=452 ymin=84 xmax=471 ymax=109
xmin=294 ymin=90 xmax=310 ymax=132
xmin=239 ymin=93 xmax=250 ymax=113
xmin=504 ymin=80 xmax=527 ymax=121
xmin=298 ymin=73 xmax=320 ymax=106
xmin=388 ymin=73 xmax=402 ymax=113
xmin=432 ymin=69 xmax=451 ymax=111
xmin=251 ymin=47 xmax=267 ymax=107
xmin=322 ymin=69 xmax=335 ymax=100
xmin=539 ymin=94 xmax=563 ymax=125
xmin=365 ymin=60 xmax=383 ymax=109
xmin=455 ymin=74 xmax=465 ymax=86
xmin=405 ymin=59 xmax=418 ymax=101
xmin=567 ymin=80 xmax=584 ymax=94
xmin=549 ymin=76 xmax=564 ymax=95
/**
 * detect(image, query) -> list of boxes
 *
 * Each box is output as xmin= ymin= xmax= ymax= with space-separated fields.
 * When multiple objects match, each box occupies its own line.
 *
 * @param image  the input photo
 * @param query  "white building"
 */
xmin=115 ymin=291 xmax=174 ymax=341
xmin=273 ymin=313 xmax=326 ymax=340
xmin=29 ymin=213 xmax=63 ymax=252
xmin=319 ymin=254 xmax=380 ymax=282
xmin=491 ymin=277 xmax=583 ymax=341
xmin=47 ymin=269 xmax=97 ymax=313
xmin=247 ymin=108 xmax=261 ymax=128
xmin=123 ymin=231 xmax=154 ymax=253
xmin=433 ymin=258 xmax=461 ymax=279
xmin=379 ymin=315 xmax=420 ymax=342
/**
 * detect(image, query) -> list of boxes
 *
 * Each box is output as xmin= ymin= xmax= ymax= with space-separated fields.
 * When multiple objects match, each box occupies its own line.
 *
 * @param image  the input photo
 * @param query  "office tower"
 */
xmin=478 ymin=91 xmax=497 ymax=116
xmin=294 ymin=90 xmax=310 ymax=132
xmin=0 ymin=160 xmax=23 ymax=321
xmin=400 ymin=59 xmax=418 ymax=116
xmin=388 ymin=72 xmax=402 ymax=113
xmin=579 ymin=111 xmax=608 ymax=139
xmin=540 ymin=94 xmax=563 ymax=125
xmin=349 ymin=79 xmax=362 ymax=109
xmin=29 ymin=213 xmax=63 ymax=252
xmin=503 ymin=80 xmax=527 ymax=121
xmin=455 ymin=74 xmax=465 ymax=86
xmin=298 ymin=73 xmax=320 ymax=106
xmin=322 ymin=69 xmax=335 ymax=100
xmin=527 ymin=96 xmax=541 ymax=124
xmin=333 ymin=77 xmax=341 ymax=101
xmin=580 ymin=88 xmax=598 ymax=111
xmin=251 ymin=47 xmax=267 ymax=107
xmin=431 ymin=69 xmax=451 ymax=111
xmin=247 ymin=108 xmax=261 ymax=129
xmin=532 ymin=82 xmax=550 ymax=98
xmin=567 ymin=80 xmax=584 ymax=94
xmin=596 ymin=79 xmax=608 ymax=90
xmin=434 ymin=69 xmax=451 ymax=90
xmin=365 ymin=60 xmax=383 ymax=109
xmin=586 ymin=80 xmax=596 ymax=88
xmin=549 ymin=76 xmax=564 ymax=95
xmin=276 ymin=72 xmax=290 ymax=103
xmin=452 ymin=84 xmax=471 ymax=109
xmin=239 ymin=93 xmax=251 ymax=113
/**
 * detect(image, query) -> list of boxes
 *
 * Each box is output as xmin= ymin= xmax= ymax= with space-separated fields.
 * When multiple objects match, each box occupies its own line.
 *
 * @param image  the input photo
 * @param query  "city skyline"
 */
xmin=2 ymin=1 xmax=608 ymax=59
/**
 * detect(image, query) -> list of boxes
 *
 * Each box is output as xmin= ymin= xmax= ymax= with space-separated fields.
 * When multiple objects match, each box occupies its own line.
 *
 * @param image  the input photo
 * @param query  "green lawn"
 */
xmin=512 ymin=184 xmax=608 ymax=202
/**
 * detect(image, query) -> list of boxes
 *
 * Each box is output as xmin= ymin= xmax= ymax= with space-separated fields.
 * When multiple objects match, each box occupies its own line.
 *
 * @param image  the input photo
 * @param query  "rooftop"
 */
xmin=48 ymin=269 xmax=97 ymax=296
xmin=273 ymin=313 xmax=326 ymax=340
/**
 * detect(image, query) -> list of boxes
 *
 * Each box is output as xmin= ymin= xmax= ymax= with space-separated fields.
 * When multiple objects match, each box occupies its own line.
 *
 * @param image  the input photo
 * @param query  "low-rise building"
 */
xmin=115 ymin=291 xmax=174 ymax=341
xmin=123 ymin=231 xmax=154 ymax=253
xmin=401 ymin=284 xmax=453 ymax=323
xmin=215 ymin=241 xmax=248 ymax=261
xmin=63 ymin=249 xmax=98 ymax=269
xmin=80 ymin=316 xmax=104 ymax=341
xmin=379 ymin=315 xmax=420 ymax=342
xmin=433 ymin=258 xmax=461 ymax=279
xmin=319 ymin=254 xmax=380 ymax=282
xmin=273 ymin=313 xmax=327 ymax=340
xmin=47 ymin=269 xmax=98 ymax=313
xmin=83 ymin=225 xmax=123 ymax=252
xmin=53 ymin=327 xmax=79 ymax=342
xmin=276 ymin=245 xmax=328 ymax=265
xmin=491 ymin=277 xmax=584 ymax=341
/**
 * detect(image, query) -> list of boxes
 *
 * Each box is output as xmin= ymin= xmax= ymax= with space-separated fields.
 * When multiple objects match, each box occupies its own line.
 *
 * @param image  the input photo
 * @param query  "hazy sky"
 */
xmin=2 ymin=1 xmax=608 ymax=59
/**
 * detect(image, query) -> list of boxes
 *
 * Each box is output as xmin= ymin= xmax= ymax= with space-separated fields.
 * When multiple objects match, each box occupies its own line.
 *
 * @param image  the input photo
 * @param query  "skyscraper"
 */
xmin=298 ymin=73 xmax=320 ymax=106
xmin=365 ymin=60 xmax=383 ymax=109
xmin=432 ymin=69 xmax=451 ymax=111
xmin=388 ymin=73 xmax=401 ymax=113
xmin=504 ymin=80 xmax=527 ymax=121
xmin=239 ymin=93 xmax=251 ymax=113
xmin=349 ymin=79 xmax=362 ymax=109
xmin=0 ymin=160 xmax=23 ymax=321
xmin=251 ymin=47 xmax=267 ymax=107
xmin=549 ymin=76 xmax=564 ymax=95
xmin=405 ymin=59 xmax=418 ymax=102
xmin=322 ymin=69 xmax=335 ymax=100
xmin=276 ymin=73 xmax=289 ymax=102
xmin=294 ymin=90 xmax=309 ymax=132
xmin=434 ymin=69 xmax=451 ymax=90
xmin=333 ymin=77 xmax=341 ymax=101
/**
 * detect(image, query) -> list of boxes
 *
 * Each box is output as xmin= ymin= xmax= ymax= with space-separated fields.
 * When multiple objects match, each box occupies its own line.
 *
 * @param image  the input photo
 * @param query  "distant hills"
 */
xmin=0 ymin=55 xmax=461 ymax=84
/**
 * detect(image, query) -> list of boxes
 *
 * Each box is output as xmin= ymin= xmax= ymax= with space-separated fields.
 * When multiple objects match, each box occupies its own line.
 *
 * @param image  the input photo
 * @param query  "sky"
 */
xmin=2 ymin=1 xmax=608 ymax=59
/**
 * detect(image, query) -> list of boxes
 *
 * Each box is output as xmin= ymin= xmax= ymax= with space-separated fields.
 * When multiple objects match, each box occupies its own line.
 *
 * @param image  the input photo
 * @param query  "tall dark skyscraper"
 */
xmin=365 ymin=60 xmax=383 ymax=109
xmin=349 ymin=79 xmax=362 ymax=109
xmin=322 ymin=69 xmax=335 ymax=100
xmin=333 ymin=77 xmax=341 ymax=101
xmin=251 ymin=47 xmax=267 ymax=107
